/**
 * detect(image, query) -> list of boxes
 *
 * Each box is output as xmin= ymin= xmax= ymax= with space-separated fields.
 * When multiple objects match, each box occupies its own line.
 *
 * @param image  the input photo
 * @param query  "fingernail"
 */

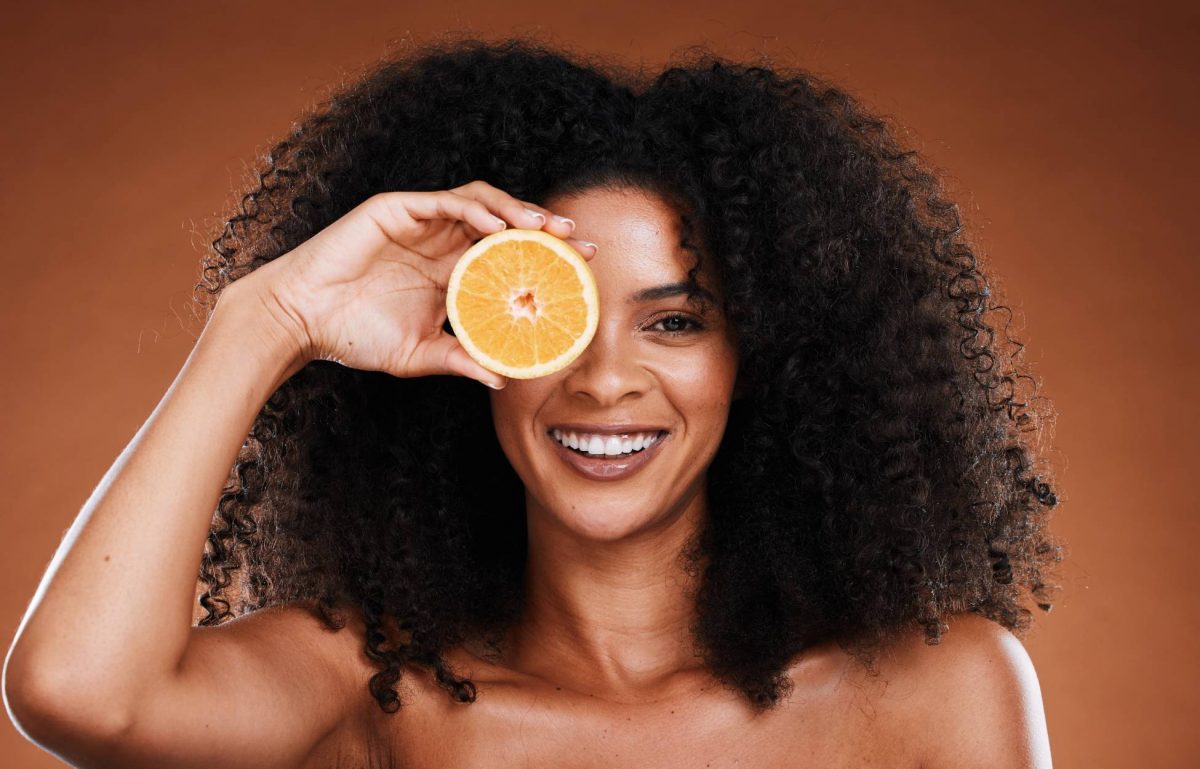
xmin=552 ymin=214 xmax=575 ymax=230
xmin=580 ymin=240 xmax=598 ymax=252
xmin=492 ymin=215 xmax=507 ymax=229
xmin=524 ymin=208 xmax=545 ymax=224
xmin=484 ymin=380 xmax=506 ymax=390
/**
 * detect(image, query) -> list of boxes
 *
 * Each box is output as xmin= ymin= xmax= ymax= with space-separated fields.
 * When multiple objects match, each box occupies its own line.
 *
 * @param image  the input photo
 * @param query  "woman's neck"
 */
xmin=498 ymin=485 xmax=711 ymax=700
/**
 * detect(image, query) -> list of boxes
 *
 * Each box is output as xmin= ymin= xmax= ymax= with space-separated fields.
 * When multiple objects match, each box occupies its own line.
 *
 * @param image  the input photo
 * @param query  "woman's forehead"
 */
xmin=544 ymin=186 xmax=721 ymax=298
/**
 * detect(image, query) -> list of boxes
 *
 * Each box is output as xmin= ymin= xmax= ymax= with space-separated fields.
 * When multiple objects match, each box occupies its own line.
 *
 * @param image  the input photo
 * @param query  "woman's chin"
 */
xmin=542 ymin=501 xmax=664 ymax=543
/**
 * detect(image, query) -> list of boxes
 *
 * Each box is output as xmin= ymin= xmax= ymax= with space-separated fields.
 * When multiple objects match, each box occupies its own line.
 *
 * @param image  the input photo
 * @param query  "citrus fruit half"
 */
xmin=445 ymin=228 xmax=600 ymax=379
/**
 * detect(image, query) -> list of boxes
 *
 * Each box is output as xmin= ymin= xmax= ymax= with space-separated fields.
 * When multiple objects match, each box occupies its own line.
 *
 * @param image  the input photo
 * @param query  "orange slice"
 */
xmin=446 ymin=228 xmax=600 ymax=379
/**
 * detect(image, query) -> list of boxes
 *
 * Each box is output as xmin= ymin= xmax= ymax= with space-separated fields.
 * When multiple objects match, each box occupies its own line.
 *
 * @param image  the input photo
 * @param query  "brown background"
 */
xmin=2 ymin=1 xmax=1196 ymax=766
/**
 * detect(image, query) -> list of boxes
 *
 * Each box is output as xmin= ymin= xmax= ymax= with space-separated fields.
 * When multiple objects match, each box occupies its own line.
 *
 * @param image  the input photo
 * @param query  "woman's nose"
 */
xmin=560 ymin=325 xmax=652 ymax=405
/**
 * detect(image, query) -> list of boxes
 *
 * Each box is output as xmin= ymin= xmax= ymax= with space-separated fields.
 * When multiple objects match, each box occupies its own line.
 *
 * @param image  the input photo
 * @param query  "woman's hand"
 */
xmin=229 ymin=180 xmax=595 ymax=388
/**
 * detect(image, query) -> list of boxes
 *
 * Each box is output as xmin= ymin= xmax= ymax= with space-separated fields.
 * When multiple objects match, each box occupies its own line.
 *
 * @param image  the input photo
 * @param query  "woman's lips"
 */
xmin=547 ymin=431 xmax=669 ymax=480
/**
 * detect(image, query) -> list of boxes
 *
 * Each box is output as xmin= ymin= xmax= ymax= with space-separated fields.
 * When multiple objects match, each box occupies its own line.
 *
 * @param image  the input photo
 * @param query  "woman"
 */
xmin=5 ymin=36 xmax=1062 ymax=768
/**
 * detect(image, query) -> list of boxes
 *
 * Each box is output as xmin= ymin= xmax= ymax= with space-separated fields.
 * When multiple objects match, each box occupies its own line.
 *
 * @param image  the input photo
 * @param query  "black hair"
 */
xmin=192 ymin=34 xmax=1065 ymax=714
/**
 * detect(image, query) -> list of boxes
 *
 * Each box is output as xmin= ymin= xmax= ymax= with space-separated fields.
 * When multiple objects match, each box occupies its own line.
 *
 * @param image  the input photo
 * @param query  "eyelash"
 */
xmin=647 ymin=313 xmax=706 ymax=336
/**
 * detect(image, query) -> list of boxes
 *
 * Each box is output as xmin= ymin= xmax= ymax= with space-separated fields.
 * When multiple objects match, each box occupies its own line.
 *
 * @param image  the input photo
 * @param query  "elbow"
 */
xmin=4 ymin=640 xmax=52 ymax=740
xmin=4 ymin=647 xmax=133 ymax=757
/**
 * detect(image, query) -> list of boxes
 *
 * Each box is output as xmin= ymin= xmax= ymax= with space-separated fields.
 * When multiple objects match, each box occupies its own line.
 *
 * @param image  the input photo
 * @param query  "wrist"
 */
xmin=205 ymin=279 xmax=311 ymax=392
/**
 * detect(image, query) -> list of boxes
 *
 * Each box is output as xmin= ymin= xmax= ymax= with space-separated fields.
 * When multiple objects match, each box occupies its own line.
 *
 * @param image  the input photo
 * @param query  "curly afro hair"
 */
xmin=191 ymin=34 xmax=1065 ymax=714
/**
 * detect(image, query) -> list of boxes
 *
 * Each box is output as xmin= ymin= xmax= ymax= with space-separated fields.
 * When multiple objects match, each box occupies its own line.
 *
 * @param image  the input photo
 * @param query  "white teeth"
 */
xmin=550 ymin=429 xmax=662 ymax=457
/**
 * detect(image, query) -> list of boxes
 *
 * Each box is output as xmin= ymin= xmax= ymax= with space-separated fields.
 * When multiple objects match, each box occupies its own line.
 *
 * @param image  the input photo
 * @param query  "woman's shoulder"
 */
xmin=879 ymin=612 xmax=1022 ymax=672
xmin=218 ymin=599 xmax=376 ymax=671
xmin=885 ymin=612 xmax=1039 ymax=702
xmin=870 ymin=612 xmax=1052 ymax=768
xmin=207 ymin=600 xmax=391 ymax=767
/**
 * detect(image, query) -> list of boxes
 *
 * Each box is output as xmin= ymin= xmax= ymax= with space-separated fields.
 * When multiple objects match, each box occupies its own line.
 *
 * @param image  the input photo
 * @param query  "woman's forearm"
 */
xmin=4 ymin=281 xmax=303 ymax=723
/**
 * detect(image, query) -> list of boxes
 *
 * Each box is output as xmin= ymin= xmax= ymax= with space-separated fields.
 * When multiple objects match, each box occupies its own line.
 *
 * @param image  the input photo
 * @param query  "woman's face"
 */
xmin=489 ymin=185 xmax=740 ymax=541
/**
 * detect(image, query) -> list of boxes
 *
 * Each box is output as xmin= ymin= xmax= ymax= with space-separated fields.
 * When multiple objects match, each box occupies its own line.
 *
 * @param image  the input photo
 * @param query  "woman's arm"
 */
xmin=3 ymin=184 xmax=583 ymax=768
xmin=1 ymin=280 xmax=356 ymax=768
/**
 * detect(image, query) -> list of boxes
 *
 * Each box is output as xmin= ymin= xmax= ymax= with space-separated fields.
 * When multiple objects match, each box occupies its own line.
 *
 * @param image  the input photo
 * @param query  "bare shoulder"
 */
xmin=184 ymin=600 xmax=381 ymax=767
xmin=194 ymin=599 xmax=375 ymax=682
xmin=885 ymin=613 xmax=1054 ymax=768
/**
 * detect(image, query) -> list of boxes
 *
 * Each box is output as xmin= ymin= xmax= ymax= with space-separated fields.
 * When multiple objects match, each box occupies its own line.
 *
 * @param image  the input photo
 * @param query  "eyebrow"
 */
xmin=628 ymin=282 xmax=718 ymax=306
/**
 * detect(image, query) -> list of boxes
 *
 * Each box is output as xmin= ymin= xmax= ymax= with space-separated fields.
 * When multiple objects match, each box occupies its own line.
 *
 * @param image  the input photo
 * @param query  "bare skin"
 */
xmin=3 ymin=181 xmax=1050 ymax=768
xmin=345 ymin=631 xmax=921 ymax=769
xmin=307 ymin=606 xmax=1034 ymax=769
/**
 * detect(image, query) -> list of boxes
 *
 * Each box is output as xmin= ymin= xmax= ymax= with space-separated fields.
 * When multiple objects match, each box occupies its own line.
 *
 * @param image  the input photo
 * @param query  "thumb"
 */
xmin=422 ymin=332 xmax=508 ymax=390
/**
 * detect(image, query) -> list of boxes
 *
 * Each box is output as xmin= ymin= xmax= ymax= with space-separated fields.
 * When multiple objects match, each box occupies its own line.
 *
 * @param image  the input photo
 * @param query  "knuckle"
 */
xmin=364 ymin=191 xmax=398 ymax=213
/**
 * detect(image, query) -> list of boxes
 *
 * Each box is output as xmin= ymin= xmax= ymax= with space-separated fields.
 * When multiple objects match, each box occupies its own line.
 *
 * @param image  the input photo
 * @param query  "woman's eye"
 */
xmin=648 ymin=313 xmax=706 ymax=336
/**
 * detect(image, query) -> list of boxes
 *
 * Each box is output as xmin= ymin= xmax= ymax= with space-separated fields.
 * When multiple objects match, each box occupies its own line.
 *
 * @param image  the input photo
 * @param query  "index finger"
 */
xmin=451 ymin=180 xmax=578 ymax=241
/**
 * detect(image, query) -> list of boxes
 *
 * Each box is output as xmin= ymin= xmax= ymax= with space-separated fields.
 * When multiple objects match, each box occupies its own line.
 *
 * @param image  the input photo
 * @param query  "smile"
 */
xmin=546 ymin=428 xmax=670 ymax=480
